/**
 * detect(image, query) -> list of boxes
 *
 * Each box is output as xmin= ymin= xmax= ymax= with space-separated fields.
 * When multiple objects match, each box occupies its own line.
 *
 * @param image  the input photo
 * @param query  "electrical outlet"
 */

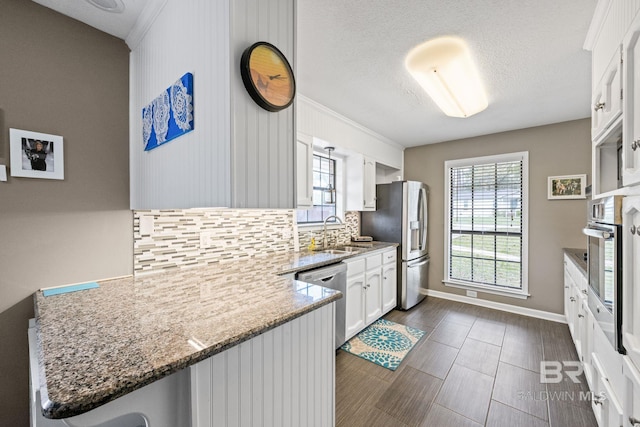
xmin=200 ymin=231 xmax=215 ymax=249
xmin=466 ymin=290 xmax=477 ymax=298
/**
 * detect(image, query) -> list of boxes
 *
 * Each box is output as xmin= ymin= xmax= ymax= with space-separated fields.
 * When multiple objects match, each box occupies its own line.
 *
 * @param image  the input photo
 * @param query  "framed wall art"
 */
xmin=143 ymin=72 xmax=194 ymax=151
xmin=9 ymin=128 xmax=64 ymax=180
xmin=547 ymin=174 xmax=586 ymax=200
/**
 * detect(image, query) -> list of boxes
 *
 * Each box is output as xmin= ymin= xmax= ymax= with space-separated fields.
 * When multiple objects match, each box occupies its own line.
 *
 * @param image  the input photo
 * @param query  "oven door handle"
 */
xmin=582 ymin=228 xmax=611 ymax=239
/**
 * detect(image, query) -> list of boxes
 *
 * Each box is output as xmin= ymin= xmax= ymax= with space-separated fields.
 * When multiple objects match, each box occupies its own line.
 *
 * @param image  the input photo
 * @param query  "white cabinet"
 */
xmin=345 ymin=154 xmax=377 ymax=211
xmin=623 ymin=356 xmax=640 ymax=427
xmin=623 ymin=196 xmax=640 ymax=372
xmin=381 ymin=249 xmax=397 ymax=314
xmin=296 ymin=132 xmax=314 ymax=209
xmin=592 ymin=48 xmax=623 ymax=141
xmin=345 ymin=258 xmax=366 ymax=340
xmin=564 ymin=255 xmax=590 ymax=365
xmin=343 ymin=249 xmax=394 ymax=341
xmin=623 ymin=13 xmax=640 ymax=187
xmin=592 ymin=353 xmax=624 ymax=427
xmin=364 ymin=253 xmax=382 ymax=325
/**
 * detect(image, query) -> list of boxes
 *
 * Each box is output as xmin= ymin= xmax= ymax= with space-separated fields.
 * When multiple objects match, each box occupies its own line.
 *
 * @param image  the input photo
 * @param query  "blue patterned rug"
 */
xmin=340 ymin=319 xmax=426 ymax=371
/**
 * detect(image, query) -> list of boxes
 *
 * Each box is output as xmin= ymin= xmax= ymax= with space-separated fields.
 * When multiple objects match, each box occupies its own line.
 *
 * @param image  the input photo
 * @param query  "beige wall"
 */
xmin=0 ymin=1 xmax=131 ymax=425
xmin=405 ymin=119 xmax=591 ymax=315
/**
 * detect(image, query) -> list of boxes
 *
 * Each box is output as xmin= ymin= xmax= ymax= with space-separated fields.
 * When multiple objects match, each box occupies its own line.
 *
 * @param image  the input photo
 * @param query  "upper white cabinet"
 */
xmin=623 ymin=12 xmax=640 ymax=187
xmin=592 ymin=48 xmax=623 ymax=141
xmin=129 ymin=0 xmax=295 ymax=209
xmin=296 ymin=132 xmax=314 ymax=209
xmin=623 ymin=196 xmax=640 ymax=371
xmin=346 ymin=154 xmax=377 ymax=211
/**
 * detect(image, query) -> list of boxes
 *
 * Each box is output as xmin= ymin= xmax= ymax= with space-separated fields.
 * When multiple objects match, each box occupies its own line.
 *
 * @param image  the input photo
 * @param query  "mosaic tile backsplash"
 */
xmin=297 ymin=211 xmax=361 ymax=250
xmin=134 ymin=209 xmax=296 ymax=274
xmin=133 ymin=209 xmax=361 ymax=275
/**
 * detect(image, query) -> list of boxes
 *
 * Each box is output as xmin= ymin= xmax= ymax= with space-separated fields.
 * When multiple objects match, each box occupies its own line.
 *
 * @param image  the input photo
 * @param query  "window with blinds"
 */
xmin=445 ymin=152 xmax=529 ymax=297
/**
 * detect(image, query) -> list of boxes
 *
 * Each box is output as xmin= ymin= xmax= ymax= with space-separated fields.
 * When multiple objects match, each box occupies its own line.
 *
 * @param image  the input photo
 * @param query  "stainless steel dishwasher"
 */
xmin=296 ymin=262 xmax=347 ymax=349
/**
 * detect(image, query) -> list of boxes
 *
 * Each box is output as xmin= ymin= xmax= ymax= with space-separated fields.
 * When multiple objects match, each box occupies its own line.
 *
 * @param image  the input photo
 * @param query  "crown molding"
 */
xmin=583 ymin=0 xmax=611 ymax=51
xmin=125 ymin=0 xmax=169 ymax=50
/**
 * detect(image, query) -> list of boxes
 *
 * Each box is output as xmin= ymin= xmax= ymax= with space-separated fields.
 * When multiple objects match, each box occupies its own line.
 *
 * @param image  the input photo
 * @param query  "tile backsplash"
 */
xmin=134 ymin=209 xmax=361 ymax=275
xmin=134 ymin=209 xmax=296 ymax=275
xmin=297 ymin=211 xmax=360 ymax=250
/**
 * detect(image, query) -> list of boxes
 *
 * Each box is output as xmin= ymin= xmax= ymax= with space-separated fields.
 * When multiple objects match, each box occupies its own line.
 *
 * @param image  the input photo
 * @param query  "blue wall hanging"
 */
xmin=143 ymin=72 xmax=194 ymax=151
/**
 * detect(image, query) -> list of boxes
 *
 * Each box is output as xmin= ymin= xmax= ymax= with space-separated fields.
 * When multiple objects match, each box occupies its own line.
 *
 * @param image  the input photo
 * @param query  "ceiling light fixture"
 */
xmin=85 ymin=0 xmax=125 ymax=13
xmin=405 ymin=36 xmax=488 ymax=118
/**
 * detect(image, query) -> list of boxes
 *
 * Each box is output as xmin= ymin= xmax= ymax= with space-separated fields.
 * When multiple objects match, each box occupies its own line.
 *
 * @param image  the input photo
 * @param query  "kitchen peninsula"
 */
xmin=31 ymin=252 xmax=348 ymax=426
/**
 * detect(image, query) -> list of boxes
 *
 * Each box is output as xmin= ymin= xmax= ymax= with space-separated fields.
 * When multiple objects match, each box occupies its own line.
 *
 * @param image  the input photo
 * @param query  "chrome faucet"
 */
xmin=323 ymin=215 xmax=343 ymax=249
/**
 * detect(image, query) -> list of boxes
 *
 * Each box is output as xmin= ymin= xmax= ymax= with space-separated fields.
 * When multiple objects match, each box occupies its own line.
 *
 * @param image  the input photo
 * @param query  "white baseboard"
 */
xmin=424 ymin=289 xmax=567 ymax=324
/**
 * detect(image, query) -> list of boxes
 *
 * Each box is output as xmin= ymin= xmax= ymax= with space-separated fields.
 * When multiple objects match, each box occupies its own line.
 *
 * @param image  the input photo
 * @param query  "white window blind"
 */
xmin=445 ymin=152 xmax=528 ymax=296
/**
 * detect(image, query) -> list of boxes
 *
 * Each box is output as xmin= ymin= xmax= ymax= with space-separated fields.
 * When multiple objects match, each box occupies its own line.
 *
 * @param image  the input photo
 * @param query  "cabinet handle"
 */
xmin=593 ymin=392 xmax=606 ymax=405
xmin=633 ymin=141 xmax=639 ymax=151
xmin=629 ymin=416 xmax=640 ymax=426
xmin=582 ymin=289 xmax=588 ymax=295
xmin=570 ymin=297 xmax=576 ymax=302
xmin=594 ymin=102 xmax=605 ymax=111
xmin=565 ymin=285 xmax=569 ymax=289
xmin=632 ymin=225 xmax=637 ymax=235
xmin=578 ymin=314 xmax=584 ymax=318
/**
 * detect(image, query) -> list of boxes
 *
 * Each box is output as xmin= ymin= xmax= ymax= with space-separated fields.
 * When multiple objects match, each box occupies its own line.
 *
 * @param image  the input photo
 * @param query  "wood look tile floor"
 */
xmin=335 ymin=296 xmax=598 ymax=427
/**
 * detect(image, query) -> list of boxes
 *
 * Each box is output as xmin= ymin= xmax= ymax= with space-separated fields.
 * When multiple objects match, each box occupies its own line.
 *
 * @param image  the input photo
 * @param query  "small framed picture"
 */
xmin=547 ymin=174 xmax=586 ymax=200
xmin=9 ymin=128 xmax=64 ymax=180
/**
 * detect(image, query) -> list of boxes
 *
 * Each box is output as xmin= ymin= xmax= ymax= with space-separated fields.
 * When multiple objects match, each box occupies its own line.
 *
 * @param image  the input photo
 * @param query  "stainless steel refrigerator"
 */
xmin=361 ymin=181 xmax=429 ymax=310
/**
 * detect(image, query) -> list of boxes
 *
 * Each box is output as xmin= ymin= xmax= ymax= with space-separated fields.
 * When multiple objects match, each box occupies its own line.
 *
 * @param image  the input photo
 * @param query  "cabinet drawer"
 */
xmin=366 ymin=253 xmax=382 ymax=270
xmin=383 ymin=250 xmax=396 ymax=264
xmin=345 ymin=258 xmax=365 ymax=277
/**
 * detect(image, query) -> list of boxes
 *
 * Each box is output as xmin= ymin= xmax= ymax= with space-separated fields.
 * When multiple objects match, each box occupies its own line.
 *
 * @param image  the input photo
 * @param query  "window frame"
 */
xmin=443 ymin=151 xmax=529 ymax=299
xmin=296 ymin=152 xmax=344 ymax=227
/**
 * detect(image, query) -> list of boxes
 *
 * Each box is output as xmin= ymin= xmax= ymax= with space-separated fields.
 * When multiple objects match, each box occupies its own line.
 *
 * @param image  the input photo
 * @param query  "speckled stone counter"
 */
xmin=564 ymin=247 xmax=588 ymax=276
xmin=34 ymin=255 xmax=346 ymax=419
xmin=274 ymin=241 xmax=399 ymax=274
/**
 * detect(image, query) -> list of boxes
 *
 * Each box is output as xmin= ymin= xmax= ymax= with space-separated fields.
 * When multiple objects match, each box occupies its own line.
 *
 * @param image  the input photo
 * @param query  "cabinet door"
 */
xmin=345 ymin=274 xmax=366 ymax=340
xmin=365 ymin=269 xmax=382 ymax=325
xmin=592 ymin=48 xmax=622 ymax=141
xmin=564 ymin=262 xmax=577 ymax=337
xmin=362 ymin=157 xmax=377 ymax=211
xmin=624 ymin=14 xmax=640 ymax=187
xmin=623 ymin=196 xmax=640 ymax=371
xmin=623 ymin=356 xmax=640 ymax=427
xmin=382 ymin=263 xmax=397 ymax=314
xmin=295 ymin=132 xmax=314 ymax=209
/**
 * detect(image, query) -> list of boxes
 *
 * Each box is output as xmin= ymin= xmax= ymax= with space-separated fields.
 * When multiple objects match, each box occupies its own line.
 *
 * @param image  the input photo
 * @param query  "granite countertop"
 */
xmin=563 ymin=248 xmax=588 ymax=276
xmin=34 ymin=241 xmax=397 ymax=419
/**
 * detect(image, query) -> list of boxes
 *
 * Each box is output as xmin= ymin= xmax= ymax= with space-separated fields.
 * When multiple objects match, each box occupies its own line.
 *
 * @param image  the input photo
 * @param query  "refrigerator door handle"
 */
xmin=419 ymin=186 xmax=428 ymax=251
xmin=408 ymin=259 xmax=429 ymax=268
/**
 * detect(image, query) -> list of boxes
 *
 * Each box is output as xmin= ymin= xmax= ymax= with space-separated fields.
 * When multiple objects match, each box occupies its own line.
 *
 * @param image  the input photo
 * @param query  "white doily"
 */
xmin=142 ymin=104 xmax=153 ymax=146
xmin=170 ymin=78 xmax=193 ymax=132
xmin=153 ymin=90 xmax=170 ymax=144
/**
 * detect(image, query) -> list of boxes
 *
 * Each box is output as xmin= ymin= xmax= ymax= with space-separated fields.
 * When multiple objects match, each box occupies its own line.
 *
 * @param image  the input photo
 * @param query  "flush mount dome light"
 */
xmin=86 ymin=0 xmax=125 ymax=13
xmin=405 ymin=36 xmax=488 ymax=118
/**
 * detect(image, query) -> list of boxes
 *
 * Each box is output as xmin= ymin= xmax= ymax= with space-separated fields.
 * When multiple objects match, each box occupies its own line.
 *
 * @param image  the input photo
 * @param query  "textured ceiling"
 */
xmin=32 ymin=0 xmax=597 ymax=148
xmin=297 ymin=0 xmax=597 ymax=146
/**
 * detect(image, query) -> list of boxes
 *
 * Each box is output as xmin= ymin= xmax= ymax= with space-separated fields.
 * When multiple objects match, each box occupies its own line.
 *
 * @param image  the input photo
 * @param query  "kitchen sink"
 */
xmin=321 ymin=246 xmax=362 ymax=255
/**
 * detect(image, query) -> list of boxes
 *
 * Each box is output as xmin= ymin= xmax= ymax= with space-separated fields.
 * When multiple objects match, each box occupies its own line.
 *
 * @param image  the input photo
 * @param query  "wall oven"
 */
xmin=583 ymin=195 xmax=625 ymax=354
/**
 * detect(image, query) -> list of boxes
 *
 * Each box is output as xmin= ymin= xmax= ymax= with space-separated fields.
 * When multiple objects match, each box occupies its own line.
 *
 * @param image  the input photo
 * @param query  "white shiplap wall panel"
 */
xmin=130 ymin=0 xmax=232 ymax=209
xmin=230 ymin=0 xmax=296 ymax=209
xmin=190 ymin=303 xmax=335 ymax=427
xmin=592 ymin=0 xmax=640 ymax=87
xmin=297 ymin=95 xmax=404 ymax=171
xmin=131 ymin=0 xmax=296 ymax=209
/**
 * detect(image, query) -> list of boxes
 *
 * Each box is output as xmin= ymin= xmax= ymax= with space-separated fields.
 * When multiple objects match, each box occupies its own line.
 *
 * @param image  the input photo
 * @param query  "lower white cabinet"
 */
xmin=345 ymin=258 xmax=366 ymax=340
xmin=344 ymin=248 xmax=397 ymax=341
xmin=381 ymin=250 xmax=397 ymax=314
xmin=592 ymin=352 xmax=624 ymax=427
xmin=623 ymin=356 xmax=640 ymax=427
